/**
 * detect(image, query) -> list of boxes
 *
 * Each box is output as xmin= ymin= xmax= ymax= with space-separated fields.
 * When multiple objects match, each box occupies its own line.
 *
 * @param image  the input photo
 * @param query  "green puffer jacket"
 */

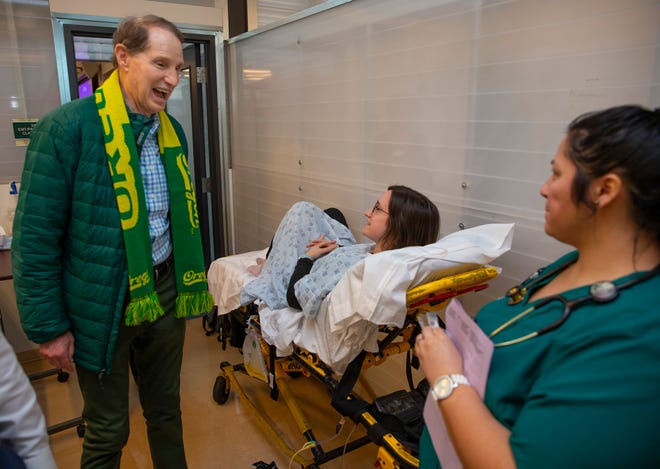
xmin=12 ymin=95 xmax=188 ymax=375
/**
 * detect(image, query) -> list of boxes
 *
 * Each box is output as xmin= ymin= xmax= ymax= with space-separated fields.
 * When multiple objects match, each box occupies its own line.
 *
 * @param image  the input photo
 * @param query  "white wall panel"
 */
xmin=228 ymin=0 xmax=660 ymax=312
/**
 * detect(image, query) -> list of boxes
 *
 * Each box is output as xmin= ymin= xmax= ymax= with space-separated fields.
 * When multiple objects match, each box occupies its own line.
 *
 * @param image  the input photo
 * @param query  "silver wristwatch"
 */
xmin=431 ymin=374 xmax=470 ymax=400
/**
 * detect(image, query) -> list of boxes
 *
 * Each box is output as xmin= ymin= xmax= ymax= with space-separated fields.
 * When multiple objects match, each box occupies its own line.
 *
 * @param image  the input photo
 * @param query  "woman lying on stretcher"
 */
xmin=240 ymin=185 xmax=440 ymax=317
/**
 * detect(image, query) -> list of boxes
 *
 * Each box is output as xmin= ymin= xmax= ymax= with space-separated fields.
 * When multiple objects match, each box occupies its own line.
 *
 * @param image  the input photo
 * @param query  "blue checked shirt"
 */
xmin=138 ymin=114 xmax=172 ymax=265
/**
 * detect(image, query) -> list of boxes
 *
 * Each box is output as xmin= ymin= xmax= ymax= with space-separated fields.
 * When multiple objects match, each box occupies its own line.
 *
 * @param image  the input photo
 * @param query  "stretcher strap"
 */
xmin=331 ymin=351 xmax=368 ymax=417
xmin=332 ymin=349 xmax=425 ymax=453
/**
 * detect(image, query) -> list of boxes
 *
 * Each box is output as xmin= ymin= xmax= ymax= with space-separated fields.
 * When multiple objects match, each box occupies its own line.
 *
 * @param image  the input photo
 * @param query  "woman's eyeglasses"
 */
xmin=371 ymin=201 xmax=389 ymax=215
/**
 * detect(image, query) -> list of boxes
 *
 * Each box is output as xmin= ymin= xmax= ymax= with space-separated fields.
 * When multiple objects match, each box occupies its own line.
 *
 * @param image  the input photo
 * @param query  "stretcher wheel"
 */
xmin=76 ymin=424 xmax=86 ymax=438
xmin=57 ymin=370 xmax=70 ymax=382
xmin=213 ymin=375 xmax=230 ymax=405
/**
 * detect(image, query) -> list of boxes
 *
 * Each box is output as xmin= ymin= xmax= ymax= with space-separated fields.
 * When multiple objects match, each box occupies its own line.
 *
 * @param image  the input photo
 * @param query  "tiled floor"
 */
xmin=22 ymin=318 xmax=422 ymax=468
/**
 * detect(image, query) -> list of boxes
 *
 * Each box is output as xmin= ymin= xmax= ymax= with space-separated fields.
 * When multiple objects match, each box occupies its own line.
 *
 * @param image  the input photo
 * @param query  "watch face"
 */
xmin=433 ymin=375 xmax=454 ymax=400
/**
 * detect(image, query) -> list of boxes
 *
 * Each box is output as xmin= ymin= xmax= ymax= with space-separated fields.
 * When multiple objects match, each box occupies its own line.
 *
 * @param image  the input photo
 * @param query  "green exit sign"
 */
xmin=12 ymin=119 xmax=39 ymax=146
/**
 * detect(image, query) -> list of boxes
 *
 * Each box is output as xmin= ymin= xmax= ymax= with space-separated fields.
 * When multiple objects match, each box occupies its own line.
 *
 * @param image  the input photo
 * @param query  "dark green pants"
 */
xmin=76 ymin=263 xmax=187 ymax=469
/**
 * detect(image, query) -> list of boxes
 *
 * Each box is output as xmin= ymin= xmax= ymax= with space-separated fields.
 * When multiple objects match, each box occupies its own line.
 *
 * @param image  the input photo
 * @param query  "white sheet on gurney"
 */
xmin=207 ymin=248 xmax=268 ymax=313
xmin=259 ymin=223 xmax=514 ymax=374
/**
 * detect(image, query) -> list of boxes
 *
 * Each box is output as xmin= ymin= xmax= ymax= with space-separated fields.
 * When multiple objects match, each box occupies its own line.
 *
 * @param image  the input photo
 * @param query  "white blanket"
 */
xmin=207 ymin=223 xmax=514 ymax=374
xmin=207 ymin=248 xmax=268 ymax=313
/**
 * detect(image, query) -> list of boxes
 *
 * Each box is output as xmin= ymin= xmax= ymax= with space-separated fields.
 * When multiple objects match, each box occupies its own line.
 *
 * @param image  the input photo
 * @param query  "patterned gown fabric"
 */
xmin=240 ymin=201 xmax=362 ymax=317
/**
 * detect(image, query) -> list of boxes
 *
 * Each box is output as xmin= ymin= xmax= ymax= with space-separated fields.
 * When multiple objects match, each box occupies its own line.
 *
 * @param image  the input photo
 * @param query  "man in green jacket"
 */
xmin=12 ymin=15 xmax=213 ymax=469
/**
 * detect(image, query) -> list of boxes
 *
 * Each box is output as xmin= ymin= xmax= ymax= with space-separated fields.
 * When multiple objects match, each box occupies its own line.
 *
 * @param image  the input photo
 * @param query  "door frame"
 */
xmin=51 ymin=14 xmax=232 ymax=263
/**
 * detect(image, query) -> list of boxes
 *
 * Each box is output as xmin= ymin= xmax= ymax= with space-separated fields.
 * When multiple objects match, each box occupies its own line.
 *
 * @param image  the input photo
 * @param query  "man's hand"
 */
xmin=39 ymin=331 xmax=75 ymax=372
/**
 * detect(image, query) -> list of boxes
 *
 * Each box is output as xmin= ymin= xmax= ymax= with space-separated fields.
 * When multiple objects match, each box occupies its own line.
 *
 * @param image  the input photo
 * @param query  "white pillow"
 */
xmin=327 ymin=223 xmax=515 ymax=330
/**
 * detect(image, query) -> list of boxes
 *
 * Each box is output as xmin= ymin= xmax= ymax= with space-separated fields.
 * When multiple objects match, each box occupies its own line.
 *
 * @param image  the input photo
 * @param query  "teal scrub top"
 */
xmin=419 ymin=252 xmax=660 ymax=468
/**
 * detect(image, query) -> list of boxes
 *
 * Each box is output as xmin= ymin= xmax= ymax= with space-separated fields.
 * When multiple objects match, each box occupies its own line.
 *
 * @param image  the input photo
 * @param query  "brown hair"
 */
xmin=112 ymin=15 xmax=183 ymax=67
xmin=379 ymin=185 xmax=440 ymax=251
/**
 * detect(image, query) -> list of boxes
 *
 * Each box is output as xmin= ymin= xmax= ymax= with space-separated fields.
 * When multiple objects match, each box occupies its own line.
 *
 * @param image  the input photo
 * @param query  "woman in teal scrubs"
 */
xmin=415 ymin=105 xmax=660 ymax=469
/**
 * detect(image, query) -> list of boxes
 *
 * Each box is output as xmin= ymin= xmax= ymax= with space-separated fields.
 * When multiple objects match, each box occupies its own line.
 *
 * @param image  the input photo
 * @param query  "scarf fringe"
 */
xmin=176 ymin=291 xmax=215 ymax=319
xmin=125 ymin=292 xmax=165 ymax=326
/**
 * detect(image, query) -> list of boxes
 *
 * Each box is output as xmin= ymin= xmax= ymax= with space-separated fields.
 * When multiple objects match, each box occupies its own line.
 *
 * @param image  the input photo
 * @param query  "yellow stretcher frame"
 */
xmin=212 ymin=266 xmax=498 ymax=469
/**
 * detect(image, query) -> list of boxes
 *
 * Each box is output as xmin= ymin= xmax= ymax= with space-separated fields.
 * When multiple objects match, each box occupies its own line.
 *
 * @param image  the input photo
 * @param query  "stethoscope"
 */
xmin=489 ymin=260 xmax=660 ymax=347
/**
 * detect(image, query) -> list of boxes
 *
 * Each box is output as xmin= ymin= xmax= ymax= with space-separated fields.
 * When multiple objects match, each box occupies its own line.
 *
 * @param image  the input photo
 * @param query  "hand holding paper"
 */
xmin=416 ymin=299 xmax=494 ymax=469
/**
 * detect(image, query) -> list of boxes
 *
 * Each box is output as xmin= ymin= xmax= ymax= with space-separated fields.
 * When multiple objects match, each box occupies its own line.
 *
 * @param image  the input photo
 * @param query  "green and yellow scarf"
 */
xmin=96 ymin=70 xmax=213 ymax=326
